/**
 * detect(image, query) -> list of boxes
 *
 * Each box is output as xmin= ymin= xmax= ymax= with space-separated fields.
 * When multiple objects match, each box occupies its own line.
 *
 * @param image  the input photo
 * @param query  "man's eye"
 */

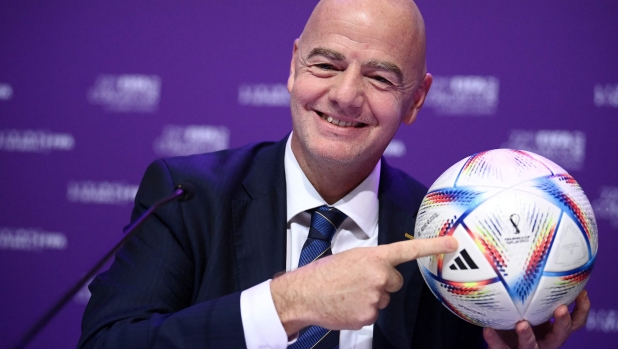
xmin=372 ymin=76 xmax=392 ymax=85
xmin=315 ymin=63 xmax=336 ymax=70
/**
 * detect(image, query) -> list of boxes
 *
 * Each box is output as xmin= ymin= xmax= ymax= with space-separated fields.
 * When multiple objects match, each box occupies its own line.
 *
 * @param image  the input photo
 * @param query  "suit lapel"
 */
xmin=374 ymin=160 xmax=427 ymax=349
xmin=232 ymin=138 xmax=288 ymax=290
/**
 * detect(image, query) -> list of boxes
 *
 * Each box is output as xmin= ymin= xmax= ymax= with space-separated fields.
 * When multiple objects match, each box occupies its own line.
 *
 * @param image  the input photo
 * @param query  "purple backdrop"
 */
xmin=1 ymin=1 xmax=617 ymax=348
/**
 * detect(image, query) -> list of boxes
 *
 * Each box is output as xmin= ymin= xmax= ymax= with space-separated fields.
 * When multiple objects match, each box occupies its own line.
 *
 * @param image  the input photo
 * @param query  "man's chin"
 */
xmin=292 ymin=130 xmax=379 ymax=167
xmin=307 ymin=143 xmax=368 ymax=166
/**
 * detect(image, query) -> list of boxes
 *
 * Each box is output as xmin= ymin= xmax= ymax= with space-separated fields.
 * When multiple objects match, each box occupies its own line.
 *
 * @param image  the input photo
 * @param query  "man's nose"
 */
xmin=328 ymin=68 xmax=364 ymax=113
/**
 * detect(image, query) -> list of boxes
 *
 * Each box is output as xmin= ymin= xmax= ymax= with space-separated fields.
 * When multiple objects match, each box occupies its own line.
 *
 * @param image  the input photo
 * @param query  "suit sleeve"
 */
xmin=78 ymin=159 xmax=247 ymax=349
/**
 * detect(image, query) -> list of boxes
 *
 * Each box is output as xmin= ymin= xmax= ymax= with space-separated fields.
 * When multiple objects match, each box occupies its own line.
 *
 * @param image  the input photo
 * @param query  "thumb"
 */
xmin=382 ymin=236 xmax=458 ymax=266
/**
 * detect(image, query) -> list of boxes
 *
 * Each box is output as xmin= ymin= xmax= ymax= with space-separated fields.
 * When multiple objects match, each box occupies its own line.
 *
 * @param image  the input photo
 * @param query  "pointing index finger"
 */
xmin=382 ymin=236 xmax=458 ymax=266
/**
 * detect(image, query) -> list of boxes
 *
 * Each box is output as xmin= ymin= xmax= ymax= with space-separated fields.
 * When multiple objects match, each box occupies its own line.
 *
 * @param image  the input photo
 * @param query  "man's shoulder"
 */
xmin=161 ymin=140 xmax=281 ymax=172
xmin=158 ymin=137 xmax=281 ymax=179
xmin=137 ymin=138 xmax=287 ymax=201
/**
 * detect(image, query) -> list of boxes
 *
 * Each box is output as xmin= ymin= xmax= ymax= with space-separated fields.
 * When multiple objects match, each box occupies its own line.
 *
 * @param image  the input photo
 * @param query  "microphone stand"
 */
xmin=11 ymin=183 xmax=194 ymax=349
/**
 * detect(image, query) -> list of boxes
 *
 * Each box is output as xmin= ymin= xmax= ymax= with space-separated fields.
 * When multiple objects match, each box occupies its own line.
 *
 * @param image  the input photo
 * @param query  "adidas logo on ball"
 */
xmin=448 ymin=249 xmax=479 ymax=271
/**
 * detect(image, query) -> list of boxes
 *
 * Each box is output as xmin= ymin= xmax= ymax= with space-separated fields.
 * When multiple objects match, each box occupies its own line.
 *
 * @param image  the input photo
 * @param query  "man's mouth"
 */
xmin=316 ymin=111 xmax=365 ymax=128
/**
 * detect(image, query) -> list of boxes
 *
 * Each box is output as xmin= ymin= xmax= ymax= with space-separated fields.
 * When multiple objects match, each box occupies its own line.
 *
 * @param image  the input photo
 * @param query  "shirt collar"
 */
xmin=284 ymin=133 xmax=380 ymax=239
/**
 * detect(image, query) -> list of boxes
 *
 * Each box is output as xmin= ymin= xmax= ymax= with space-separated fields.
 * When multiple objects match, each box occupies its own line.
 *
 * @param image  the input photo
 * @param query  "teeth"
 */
xmin=319 ymin=113 xmax=360 ymax=128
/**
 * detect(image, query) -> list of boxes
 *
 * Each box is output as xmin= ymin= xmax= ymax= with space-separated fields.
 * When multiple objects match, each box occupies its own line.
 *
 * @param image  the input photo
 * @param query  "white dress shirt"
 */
xmin=240 ymin=134 xmax=380 ymax=349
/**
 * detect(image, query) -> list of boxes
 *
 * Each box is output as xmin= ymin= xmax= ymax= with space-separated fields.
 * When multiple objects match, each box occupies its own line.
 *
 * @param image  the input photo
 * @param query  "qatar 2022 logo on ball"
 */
xmin=414 ymin=149 xmax=598 ymax=329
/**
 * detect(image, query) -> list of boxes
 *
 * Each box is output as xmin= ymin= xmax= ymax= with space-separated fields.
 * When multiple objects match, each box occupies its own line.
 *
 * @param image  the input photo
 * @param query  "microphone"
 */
xmin=11 ymin=182 xmax=196 ymax=349
xmin=122 ymin=182 xmax=195 ymax=233
xmin=176 ymin=182 xmax=196 ymax=202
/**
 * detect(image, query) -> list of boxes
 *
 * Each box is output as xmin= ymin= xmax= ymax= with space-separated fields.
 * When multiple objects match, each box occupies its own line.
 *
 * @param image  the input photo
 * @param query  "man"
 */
xmin=79 ymin=0 xmax=590 ymax=348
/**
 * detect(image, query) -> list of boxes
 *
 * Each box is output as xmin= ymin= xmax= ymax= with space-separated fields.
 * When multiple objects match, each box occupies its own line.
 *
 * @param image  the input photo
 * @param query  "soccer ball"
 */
xmin=414 ymin=149 xmax=598 ymax=330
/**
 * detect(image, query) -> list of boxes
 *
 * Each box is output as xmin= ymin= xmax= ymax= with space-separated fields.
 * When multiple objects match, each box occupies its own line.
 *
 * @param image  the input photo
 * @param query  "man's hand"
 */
xmin=483 ymin=290 xmax=591 ymax=349
xmin=270 ymin=236 xmax=458 ymax=335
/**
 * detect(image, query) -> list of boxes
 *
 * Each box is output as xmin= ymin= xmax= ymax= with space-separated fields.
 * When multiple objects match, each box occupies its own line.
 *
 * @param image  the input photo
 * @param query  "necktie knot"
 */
xmin=308 ymin=205 xmax=348 ymax=242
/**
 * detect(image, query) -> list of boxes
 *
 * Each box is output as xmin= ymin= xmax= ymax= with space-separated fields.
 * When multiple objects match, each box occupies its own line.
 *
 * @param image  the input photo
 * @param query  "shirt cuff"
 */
xmin=240 ymin=279 xmax=288 ymax=349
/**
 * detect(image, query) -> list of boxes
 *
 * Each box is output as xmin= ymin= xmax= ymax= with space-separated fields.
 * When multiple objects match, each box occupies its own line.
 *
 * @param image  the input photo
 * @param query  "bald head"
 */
xmin=299 ymin=0 xmax=427 ymax=80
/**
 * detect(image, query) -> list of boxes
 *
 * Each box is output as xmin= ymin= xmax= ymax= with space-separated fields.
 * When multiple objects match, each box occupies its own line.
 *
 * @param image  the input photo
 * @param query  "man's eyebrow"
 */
xmin=306 ymin=47 xmax=346 ymax=61
xmin=366 ymin=59 xmax=404 ymax=83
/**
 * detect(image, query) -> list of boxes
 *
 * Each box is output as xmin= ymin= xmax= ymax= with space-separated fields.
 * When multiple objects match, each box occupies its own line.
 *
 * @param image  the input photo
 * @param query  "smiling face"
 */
xmin=288 ymin=0 xmax=432 ymax=176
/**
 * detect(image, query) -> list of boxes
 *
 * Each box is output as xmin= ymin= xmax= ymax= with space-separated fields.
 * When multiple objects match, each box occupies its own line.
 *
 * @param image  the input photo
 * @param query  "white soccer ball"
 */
xmin=414 ymin=149 xmax=598 ymax=330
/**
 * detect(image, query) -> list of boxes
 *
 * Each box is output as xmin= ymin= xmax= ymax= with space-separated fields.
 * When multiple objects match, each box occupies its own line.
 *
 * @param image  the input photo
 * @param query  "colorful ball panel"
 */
xmin=414 ymin=149 xmax=598 ymax=330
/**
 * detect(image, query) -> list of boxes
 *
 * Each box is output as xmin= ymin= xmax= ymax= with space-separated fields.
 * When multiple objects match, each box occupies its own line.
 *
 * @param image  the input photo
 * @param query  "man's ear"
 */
xmin=402 ymin=73 xmax=433 ymax=125
xmin=287 ymin=39 xmax=300 ymax=93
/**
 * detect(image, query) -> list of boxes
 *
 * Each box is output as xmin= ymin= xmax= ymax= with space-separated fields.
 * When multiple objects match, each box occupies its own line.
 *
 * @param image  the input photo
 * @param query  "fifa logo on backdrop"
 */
xmin=501 ymin=130 xmax=586 ymax=171
xmin=594 ymin=84 xmax=618 ymax=108
xmin=0 ymin=129 xmax=75 ymax=153
xmin=238 ymin=84 xmax=290 ymax=106
xmin=586 ymin=309 xmax=618 ymax=333
xmin=88 ymin=74 xmax=161 ymax=112
xmin=67 ymin=181 xmax=139 ymax=205
xmin=424 ymin=76 xmax=499 ymax=116
xmin=0 ymin=83 xmax=13 ymax=100
xmin=153 ymin=124 xmax=230 ymax=157
xmin=592 ymin=187 xmax=618 ymax=228
xmin=0 ymin=227 xmax=67 ymax=251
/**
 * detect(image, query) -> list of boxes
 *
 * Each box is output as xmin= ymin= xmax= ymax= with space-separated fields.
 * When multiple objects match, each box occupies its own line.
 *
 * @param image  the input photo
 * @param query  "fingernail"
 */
xmin=516 ymin=321 xmax=529 ymax=332
xmin=446 ymin=237 xmax=458 ymax=251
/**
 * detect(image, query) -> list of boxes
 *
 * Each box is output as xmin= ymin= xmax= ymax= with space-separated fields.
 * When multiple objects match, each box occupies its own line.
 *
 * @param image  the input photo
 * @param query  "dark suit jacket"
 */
xmin=78 ymin=137 xmax=484 ymax=348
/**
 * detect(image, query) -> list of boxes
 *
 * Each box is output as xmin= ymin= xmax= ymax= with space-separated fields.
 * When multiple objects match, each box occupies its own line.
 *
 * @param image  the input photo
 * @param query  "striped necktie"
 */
xmin=289 ymin=205 xmax=348 ymax=349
